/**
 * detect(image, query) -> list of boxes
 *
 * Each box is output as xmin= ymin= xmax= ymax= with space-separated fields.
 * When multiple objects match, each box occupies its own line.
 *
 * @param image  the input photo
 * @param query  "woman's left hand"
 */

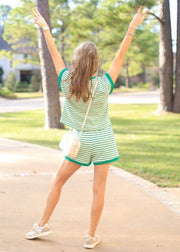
xmin=31 ymin=7 xmax=48 ymax=29
xmin=130 ymin=6 xmax=149 ymax=29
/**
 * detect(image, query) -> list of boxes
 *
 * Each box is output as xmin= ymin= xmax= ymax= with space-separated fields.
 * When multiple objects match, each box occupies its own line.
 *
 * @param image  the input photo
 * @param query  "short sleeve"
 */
xmin=58 ymin=68 xmax=70 ymax=93
xmin=103 ymin=73 xmax=114 ymax=95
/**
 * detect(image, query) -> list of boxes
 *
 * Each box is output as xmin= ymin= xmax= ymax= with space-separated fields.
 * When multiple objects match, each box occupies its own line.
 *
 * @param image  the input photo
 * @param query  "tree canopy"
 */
xmin=1 ymin=0 xmax=159 ymax=80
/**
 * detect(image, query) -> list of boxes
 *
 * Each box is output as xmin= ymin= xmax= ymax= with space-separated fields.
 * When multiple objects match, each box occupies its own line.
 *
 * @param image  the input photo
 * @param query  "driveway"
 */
xmin=1 ymin=137 xmax=180 ymax=252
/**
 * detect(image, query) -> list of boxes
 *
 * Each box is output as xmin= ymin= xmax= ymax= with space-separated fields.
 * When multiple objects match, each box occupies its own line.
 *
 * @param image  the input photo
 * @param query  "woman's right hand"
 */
xmin=129 ymin=6 xmax=149 ymax=29
xmin=31 ymin=7 xmax=48 ymax=29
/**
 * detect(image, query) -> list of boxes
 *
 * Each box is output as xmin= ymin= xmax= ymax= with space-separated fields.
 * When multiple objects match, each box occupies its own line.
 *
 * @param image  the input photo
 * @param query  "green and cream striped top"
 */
xmin=58 ymin=68 xmax=114 ymax=131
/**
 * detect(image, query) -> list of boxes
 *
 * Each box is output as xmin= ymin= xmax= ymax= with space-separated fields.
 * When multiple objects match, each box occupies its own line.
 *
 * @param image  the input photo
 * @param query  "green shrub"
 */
xmin=15 ymin=81 xmax=29 ymax=92
xmin=0 ymin=85 xmax=15 ymax=98
xmin=114 ymin=76 xmax=125 ymax=88
xmin=30 ymin=74 xmax=40 ymax=91
xmin=152 ymin=72 xmax=159 ymax=87
xmin=1 ymin=86 xmax=11 ymax=95
xmin=15 ymin=74 xmax=40 ymax=92
xmin=136 ymin=82 xmax=149 ymax=89
xmin=28 ymin=84 xmax=34 ymax=92
xmin=0 ymin=67 xmax=4 ymax=84
xmin=5 ymin=71 xmax=16 ymax=92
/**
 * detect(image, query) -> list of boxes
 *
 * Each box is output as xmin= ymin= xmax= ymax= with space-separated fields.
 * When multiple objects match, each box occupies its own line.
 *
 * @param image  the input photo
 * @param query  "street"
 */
xmin=0 ymin=90 xmax=160 ymax=113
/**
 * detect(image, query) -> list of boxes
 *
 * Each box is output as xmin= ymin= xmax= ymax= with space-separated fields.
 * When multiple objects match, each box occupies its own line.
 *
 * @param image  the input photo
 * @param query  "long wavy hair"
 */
xmin=68 ymin=41 xmax=99 ymax=102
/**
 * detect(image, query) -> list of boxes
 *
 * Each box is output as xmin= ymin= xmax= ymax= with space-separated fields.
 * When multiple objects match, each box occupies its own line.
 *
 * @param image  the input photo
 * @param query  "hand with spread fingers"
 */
xmin=31 ymin=7 xmax=48 ymax=29
xmin=130 ymin=6 xmax=149 ymax=29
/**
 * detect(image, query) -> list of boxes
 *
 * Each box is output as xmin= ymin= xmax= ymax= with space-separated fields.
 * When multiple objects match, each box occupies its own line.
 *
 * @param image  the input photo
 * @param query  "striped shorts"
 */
xmin=65 ymin=126 xmax=119 ymax=166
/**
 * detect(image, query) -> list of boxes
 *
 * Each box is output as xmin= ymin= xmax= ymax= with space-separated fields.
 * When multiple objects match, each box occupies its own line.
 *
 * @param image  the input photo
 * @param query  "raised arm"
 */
xmin=108 ymin=6 xmax=149 ymax=83
xmin=32 ymin=8 xmax=65 ymax=76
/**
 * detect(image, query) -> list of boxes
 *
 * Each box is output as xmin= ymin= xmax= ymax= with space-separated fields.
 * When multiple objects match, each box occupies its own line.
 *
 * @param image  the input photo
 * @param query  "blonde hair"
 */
xmin=68 ymin=41 xmax=99 ymax=102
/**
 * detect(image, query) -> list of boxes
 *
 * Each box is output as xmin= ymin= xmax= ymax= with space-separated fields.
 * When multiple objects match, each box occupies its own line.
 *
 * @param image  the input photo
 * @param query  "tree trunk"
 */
xmin=142 ymin=64 xmax=146 ymax=83
xmin=125 ymin=59 xmax=130 ymax=88
xmin=61 ymin=24 xmax=65 ymax=61
xmin=36 ymin=0 xmax=64 ymax=129
xmin=173 ymin=0 xmax=180 ymax=113
xmin=158 ymin=0 xmax=173 ymax=112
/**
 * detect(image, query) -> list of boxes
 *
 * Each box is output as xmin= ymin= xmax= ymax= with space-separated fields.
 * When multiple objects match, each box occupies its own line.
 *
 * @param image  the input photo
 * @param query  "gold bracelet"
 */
xmin=127 ymin=32 xmax=134 ymax=36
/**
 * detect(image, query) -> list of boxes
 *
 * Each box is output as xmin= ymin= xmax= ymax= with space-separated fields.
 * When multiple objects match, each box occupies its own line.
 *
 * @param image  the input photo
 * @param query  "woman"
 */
xmin=26 ymin=6 xmax=148 ymax=249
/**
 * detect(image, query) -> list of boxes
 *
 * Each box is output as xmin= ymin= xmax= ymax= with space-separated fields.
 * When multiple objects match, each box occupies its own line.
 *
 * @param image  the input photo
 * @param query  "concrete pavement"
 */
xmin=0 ymin=97 xmax=44 ymax=113
xmin=1 ymin=138 xmax=180 ymax=252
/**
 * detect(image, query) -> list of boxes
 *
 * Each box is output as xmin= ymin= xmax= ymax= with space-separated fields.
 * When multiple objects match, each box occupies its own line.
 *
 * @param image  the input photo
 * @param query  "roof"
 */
xmin=0 ymin=26 xmax=12 ymax=51
xmin=0 ymin=25 xmax=37 ymax=54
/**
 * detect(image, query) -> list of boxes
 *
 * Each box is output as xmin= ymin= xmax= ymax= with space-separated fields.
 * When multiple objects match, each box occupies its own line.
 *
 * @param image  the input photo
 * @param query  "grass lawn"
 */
xmin=14 ymin=92 xmax=44 ymax=99
xmin=113 ymin=87 xmax=152 ymax=93
xmin=0 ymin=104 xmax=180 ymax=187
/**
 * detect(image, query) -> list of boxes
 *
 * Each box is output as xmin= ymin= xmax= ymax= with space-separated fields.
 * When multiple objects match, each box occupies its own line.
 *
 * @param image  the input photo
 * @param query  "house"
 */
xmin=0 ymin=25 xmax=40 ymax=84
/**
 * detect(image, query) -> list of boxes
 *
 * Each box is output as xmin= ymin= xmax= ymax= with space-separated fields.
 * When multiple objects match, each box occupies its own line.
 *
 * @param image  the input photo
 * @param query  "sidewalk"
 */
xmin=0 ymin=138 xmax=180 ymax=252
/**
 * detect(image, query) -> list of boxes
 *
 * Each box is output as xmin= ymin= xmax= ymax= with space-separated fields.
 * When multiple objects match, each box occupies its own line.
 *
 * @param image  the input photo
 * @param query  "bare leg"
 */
xmin=38 ymin=159 xmax=81 ymax=227
xmin=87 ymin=163 xmax=110 ymax=237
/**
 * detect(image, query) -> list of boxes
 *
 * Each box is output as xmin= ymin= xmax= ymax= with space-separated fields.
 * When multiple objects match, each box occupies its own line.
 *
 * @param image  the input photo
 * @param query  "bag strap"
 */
xmin=79 ymin=76 xmax=98 ymax=138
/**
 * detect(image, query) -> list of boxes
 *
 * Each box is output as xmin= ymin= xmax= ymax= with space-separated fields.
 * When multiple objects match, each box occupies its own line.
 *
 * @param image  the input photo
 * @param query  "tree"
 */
xmin=36 ymin=0 xmax=64 ymax=129
xmin=132 ymin=0 xmax=180 ymax=113
xmin=96 ymin=0 xmax=159 ymax=88
xmin=49 ymin=0 xmax=71 ymax=61
xmin=0 ymin=4 xmax=12 ymax=26
xmin=2 ymin=0 xmax=64 ymax=128
xmin=5 ymin=71 xmax=16 ymax=92
xmin=173 ymin=0 xmax=180 ymax=113
xmin=66 ymin=0 xmax=99 ymax=60
xmin=5 ymin=0 xmax=176 ymax=114
xmin=158 ymin=0 xmax=173 ymax=112
xmin=120 ymin=24 xmax=159 ymax=87
xmin=133 ymin=23 xmax=159 ymax=81
xmin=2 ymin=0 xmax=39 ymax=66
xmin=0 ymin=67 xmax=4 ymax=83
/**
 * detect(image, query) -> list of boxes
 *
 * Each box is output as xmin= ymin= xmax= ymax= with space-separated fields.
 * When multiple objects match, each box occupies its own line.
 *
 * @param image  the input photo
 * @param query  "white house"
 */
xmin=0 ymin=25 xmax=40 ymax=84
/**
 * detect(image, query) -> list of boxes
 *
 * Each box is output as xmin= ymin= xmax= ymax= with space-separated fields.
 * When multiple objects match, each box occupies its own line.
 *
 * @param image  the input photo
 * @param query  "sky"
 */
xmin=0 ymin=0 xmax=178 ymax=52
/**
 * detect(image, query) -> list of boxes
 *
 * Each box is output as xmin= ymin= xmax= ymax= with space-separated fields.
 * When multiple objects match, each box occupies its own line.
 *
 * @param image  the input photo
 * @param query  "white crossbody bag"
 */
xmin=59 ymin=77 xmax=98 ymax=159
